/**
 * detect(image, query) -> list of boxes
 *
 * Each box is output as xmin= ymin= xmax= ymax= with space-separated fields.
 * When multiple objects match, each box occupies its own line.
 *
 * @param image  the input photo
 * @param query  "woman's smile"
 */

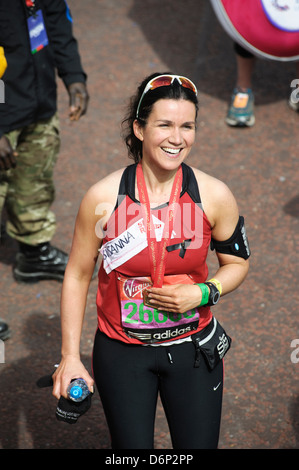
xmin=161 ymin=147 xmax=182 ymax=156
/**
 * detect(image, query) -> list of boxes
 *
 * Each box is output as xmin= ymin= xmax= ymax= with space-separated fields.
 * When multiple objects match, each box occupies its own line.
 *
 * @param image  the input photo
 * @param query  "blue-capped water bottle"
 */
xmin=67 ymin=378 xmax=90 ymax=402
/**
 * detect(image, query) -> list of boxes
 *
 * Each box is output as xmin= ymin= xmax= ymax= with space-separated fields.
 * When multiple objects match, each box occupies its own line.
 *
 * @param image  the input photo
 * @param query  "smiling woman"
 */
xmin=122 ymin=73 xmax=198 ymax=165
xmin=133 ymin=99 xmax=197 ymax=177
xmin=52 ymin=72 xmax=250 ymax=450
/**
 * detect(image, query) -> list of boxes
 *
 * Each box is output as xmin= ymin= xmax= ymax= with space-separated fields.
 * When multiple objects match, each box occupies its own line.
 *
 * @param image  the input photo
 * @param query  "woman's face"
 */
xmin=134 ymin=98 xmax=197 ymax=172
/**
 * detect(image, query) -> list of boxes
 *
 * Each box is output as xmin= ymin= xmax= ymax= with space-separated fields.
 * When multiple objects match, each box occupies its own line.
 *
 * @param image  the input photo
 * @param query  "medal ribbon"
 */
xmin=136 ymin=163 xmax=183 ymax=288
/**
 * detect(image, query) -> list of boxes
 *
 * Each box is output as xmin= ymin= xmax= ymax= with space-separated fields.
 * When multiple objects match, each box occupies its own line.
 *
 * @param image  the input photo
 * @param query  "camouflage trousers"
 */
xmin=0 ymin=114 xmax=60 ymax=245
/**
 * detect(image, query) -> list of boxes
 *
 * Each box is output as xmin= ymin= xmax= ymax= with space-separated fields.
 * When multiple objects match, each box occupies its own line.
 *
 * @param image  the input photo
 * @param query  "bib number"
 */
xmin=118 ymin=275 xmax=199 ymax=343
xmin=123 ymin=299 xmax=197 ymax=325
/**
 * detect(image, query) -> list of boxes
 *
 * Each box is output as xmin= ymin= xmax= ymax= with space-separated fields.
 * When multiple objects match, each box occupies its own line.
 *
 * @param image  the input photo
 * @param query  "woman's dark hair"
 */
xmin=121 ymin=72 xmax=198 ymax=163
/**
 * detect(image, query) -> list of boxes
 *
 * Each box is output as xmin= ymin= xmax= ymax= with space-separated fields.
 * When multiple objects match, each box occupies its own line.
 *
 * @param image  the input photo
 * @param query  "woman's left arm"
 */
xmin=146 ymin=174 xmax=249 ymax=312
xmin=207 ymin=178 xmax=249 ymax=296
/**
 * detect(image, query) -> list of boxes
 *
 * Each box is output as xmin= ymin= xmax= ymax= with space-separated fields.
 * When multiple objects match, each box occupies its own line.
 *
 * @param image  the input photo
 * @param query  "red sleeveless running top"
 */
xmin=96 ymin=163 xmax=213 ymax=344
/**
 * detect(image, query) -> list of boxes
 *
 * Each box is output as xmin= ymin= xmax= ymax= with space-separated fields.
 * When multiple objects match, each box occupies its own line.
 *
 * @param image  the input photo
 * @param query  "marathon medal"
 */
xmin=142 ymin=288 xmax=151 ymax=308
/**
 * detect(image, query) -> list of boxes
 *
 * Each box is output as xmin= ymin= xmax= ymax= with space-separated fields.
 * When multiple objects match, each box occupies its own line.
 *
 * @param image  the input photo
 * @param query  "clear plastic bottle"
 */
xmin=67 ymin=378 xmax=90 ymax=402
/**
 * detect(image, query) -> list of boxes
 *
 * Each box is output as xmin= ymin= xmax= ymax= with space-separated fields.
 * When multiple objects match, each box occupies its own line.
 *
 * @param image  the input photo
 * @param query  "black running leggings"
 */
xmin=92 ymin=330 xmax=223 ymax=449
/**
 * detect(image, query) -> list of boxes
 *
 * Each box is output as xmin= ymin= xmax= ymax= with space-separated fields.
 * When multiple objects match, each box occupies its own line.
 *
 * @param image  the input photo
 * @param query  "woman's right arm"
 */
xmin=52 ymin=169 xmax=125 ymax=399
xmin=52 ymin=184 xmax=104 ymax=399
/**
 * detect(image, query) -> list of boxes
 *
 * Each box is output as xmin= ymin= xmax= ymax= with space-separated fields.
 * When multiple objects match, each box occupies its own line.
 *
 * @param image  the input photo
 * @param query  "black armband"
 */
xmin=210 ymin=216 xmax=251 ymax=260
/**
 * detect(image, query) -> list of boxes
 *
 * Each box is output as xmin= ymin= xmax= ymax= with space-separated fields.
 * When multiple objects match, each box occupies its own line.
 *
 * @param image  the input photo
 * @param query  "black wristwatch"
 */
xmin=204 ymin=282 xmax=220 ymax=306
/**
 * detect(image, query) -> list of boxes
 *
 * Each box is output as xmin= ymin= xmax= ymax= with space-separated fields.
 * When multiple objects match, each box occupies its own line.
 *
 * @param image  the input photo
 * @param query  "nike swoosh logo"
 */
xmin=213 ymin=382 xmax=221 ymax=391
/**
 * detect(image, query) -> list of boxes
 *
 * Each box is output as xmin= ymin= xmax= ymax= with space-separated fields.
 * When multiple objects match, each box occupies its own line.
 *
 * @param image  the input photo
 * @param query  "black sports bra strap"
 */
xmin=181 ymin=163 xmax=202 ymax=204
xmin=118 ymin=164 xmax=137 ymax=199
xmin=117 ymin=162 xmax=201 ymax=204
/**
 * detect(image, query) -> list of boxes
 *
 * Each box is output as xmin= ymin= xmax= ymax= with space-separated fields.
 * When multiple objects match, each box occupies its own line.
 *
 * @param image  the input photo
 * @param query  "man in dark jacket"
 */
xmin=0 ymin=0 xmax=89 ymax=287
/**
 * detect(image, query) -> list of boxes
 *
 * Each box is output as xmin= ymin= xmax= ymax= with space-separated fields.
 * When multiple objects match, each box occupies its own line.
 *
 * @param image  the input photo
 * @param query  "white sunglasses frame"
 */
xmin=136 ymin=74 xmax=198 ymax=119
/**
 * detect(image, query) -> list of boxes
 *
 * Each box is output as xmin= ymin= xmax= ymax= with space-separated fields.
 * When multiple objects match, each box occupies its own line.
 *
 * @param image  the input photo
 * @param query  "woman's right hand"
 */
xmin=52 ymin=355 xmax=94 ymax=400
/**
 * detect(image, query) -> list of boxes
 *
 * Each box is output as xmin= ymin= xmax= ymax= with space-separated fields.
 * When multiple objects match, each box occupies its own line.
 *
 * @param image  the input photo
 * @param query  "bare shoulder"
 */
xmin=190 ymin=166 xmax=239 ymax=230
xmin=82 ymin=168 xmax=125 ymax=208
xmin=191 ymin=167 xmax=236 ymax=204
xmin=89 ymin=168 xmax=125 ymax=198
xmin=75 ymin=167 xmax=126 ymax=229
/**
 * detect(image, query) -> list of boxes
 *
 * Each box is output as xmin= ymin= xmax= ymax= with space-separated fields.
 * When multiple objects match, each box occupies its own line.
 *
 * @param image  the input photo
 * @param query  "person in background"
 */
xmin=226 ymin=43 xmax=299 ymax=127
xmin=52 ymin=72 xmax=250 ymax=449
xmin=0 ymin=45 xmax=10 ymax=340
xmin=0 ymin=0 xmax=89 ymax=283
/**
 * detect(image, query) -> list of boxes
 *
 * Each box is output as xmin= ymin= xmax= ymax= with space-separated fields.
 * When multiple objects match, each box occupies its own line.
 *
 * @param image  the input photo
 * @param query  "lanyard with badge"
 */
xmin=25 ymin=0 xmax=49 ymax=55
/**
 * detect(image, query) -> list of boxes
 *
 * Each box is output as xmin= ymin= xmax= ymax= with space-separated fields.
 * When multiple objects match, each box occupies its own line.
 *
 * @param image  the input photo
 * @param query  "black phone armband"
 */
xmin=210 ymin=216 xmax=250 ymax=260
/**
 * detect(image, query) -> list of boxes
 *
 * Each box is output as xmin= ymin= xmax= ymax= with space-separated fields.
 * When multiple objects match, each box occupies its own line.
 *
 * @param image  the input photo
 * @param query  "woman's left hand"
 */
xmin=145 ymin=283 xmax=202 ymax=313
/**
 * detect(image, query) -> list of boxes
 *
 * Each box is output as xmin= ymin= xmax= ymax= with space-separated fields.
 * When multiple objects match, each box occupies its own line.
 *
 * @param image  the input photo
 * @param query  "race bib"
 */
xmin=117 ymin=274 xmax=200 ymax=343
xmin=261 ymin=0 xmax=299 ymax=31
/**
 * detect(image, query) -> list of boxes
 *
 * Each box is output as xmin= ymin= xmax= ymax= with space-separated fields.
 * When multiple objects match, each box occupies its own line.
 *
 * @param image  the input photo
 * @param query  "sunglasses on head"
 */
xmin=136 ymin=74 xmax=198 ymax=119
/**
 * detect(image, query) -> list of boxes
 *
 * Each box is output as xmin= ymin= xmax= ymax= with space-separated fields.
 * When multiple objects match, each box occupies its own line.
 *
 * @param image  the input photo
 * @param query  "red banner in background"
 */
xmin=210 ymin=0 xmax=299 ymax=61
